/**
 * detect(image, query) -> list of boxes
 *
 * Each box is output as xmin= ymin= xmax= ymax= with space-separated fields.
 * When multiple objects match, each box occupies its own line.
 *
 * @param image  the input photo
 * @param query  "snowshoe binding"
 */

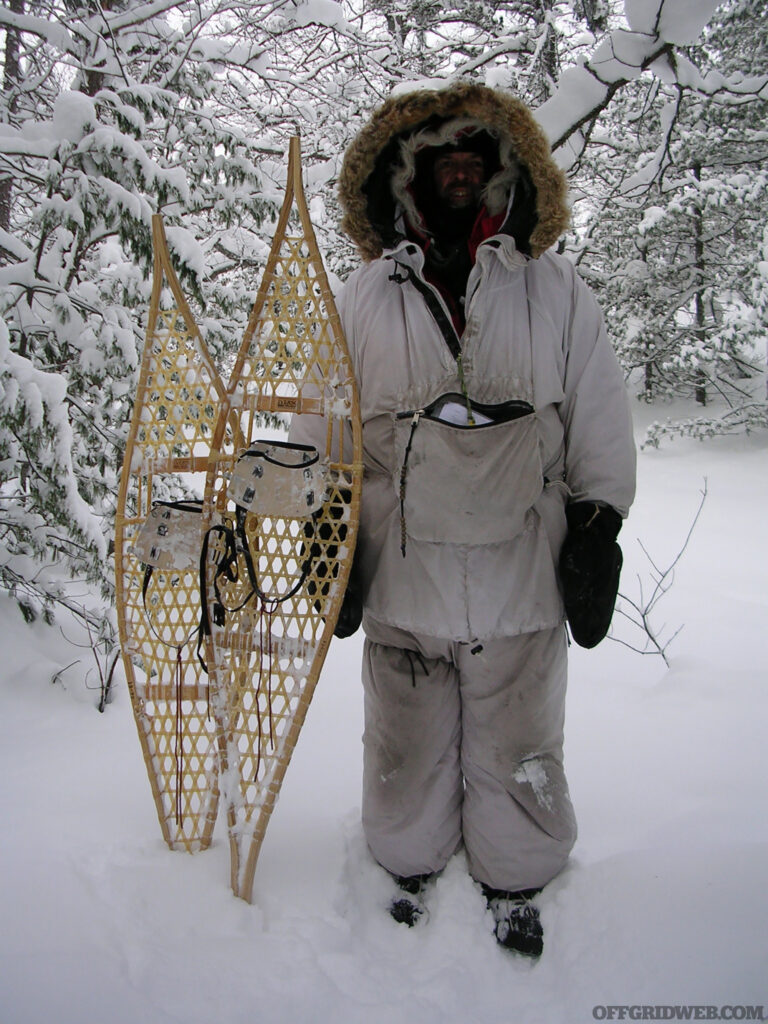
xmin=483 ymin=884 xmax=543 ymax=959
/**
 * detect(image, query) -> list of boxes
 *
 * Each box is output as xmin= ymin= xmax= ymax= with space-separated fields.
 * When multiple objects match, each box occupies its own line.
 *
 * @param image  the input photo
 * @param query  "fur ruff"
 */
xmin=338 ymin=82 xmax=570 ymax=261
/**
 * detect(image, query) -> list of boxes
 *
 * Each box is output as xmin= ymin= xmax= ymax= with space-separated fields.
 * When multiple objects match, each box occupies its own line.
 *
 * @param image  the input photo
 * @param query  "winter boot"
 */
xmin=389 ymin=873 xmax=433 ymax=927
xmin=482 ymin=884 xmax=543 ymax=959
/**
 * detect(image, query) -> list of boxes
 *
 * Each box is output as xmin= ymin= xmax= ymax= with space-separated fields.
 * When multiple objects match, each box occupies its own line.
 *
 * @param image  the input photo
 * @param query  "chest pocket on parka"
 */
xmin=393 ymin=393 xmax=544 ymax=550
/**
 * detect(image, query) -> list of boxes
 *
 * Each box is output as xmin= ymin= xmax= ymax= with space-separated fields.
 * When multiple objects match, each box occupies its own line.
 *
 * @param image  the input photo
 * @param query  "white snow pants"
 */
xmin=361 ymin=622 xmax=577 ymax=891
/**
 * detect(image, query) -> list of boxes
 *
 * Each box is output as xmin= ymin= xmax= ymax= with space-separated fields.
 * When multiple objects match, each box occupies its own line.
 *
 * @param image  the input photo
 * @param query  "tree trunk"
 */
xmin=692 ymin=161 xmax=707 ymax=406
xmin=638 ymin=238 xmax=655 ymax=400
xmin=66 ymin=0 xmax=116 ymax=96
xmin=533 ymin=0 xmax=561 ymax=104
xmin=0 ymin=0 xmax=24 ymax=235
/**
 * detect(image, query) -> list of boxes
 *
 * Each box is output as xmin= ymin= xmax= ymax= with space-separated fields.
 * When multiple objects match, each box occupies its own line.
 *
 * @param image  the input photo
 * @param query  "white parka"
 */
xmin=291 ymin=84 xmax=636 ymax=642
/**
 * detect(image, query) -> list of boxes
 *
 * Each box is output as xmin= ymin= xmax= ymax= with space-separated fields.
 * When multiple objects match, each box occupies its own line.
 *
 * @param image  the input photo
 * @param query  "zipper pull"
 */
xmin=456 ymin=353 xmax=476 ymax=426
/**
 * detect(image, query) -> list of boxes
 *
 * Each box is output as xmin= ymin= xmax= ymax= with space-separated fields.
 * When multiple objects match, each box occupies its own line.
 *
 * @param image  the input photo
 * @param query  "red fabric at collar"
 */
xmin=468 ymin=208 xmax=506 ymax=260
xmin=404 ymin=203 xmax=506 ymax=257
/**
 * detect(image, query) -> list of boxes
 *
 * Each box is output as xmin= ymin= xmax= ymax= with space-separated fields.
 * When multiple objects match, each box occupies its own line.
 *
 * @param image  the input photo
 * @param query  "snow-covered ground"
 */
xmin=2 ymin=407 xmax=767 ymax=1024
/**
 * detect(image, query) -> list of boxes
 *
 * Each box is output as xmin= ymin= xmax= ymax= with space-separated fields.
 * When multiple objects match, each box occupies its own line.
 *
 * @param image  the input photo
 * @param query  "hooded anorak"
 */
xmin=290 ymin=82 xmax=637 ymax=891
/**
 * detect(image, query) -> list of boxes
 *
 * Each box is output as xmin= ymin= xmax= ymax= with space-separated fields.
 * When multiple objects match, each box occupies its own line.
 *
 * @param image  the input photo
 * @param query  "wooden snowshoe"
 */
xmin=114 ymin=216 xmax=235 ymax=851
xmin=202 ymin=136 xmax=362 ymax=902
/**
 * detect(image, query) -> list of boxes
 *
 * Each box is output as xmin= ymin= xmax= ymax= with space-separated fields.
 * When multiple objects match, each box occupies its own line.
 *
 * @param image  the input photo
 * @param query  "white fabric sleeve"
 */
xmin=559 ymin=268 xmax=637 ymax=517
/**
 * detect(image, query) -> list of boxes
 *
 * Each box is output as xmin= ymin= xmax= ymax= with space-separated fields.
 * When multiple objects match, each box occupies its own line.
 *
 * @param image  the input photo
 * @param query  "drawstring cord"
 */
xmin=175 ymin=645 xmax=184 ymax=826
xmin=399 ymin=411 xmax=422 ymax=557
xmin=404 ymin=649 xmax=429 ymax=687
xmin=200 ymin=511 xmax=316 ymax=782
xmin=456 ymin=352 xmax=475 ymax=426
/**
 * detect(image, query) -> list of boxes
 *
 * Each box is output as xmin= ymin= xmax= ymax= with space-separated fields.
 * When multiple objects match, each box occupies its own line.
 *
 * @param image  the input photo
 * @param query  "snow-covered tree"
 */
xmin=0 ymin=0 xmax=273 ymax=622
xmin=567 ymin=0 xmax=767 ymax=440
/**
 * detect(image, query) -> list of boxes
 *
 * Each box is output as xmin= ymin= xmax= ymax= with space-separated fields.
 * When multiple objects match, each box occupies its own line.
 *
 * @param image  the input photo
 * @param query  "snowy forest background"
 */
xmin=1 ymin=3 xmax=768 ymax=1021
xmin=0 ymin=0 xmax=766 ymax=640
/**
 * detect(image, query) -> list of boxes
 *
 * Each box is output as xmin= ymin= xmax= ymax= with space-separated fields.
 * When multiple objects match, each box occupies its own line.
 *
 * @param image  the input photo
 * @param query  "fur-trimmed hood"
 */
xmin=338 ymin=82 xmax=570 ymax=261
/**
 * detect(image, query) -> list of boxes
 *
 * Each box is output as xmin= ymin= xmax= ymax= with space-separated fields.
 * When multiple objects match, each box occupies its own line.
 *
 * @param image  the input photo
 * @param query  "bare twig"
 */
xmin=63 ymin=611 xmax=120 ymax=712
xmin=51 ymin=659 xmax=81 ymax=687
xmin=609 ymin=479 xmax=707 ymax=665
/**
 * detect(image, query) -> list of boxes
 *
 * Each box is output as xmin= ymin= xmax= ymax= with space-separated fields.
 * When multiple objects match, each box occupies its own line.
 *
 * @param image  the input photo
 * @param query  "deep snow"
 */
xmin=2 ymin=406 xmax=767 ymax=1024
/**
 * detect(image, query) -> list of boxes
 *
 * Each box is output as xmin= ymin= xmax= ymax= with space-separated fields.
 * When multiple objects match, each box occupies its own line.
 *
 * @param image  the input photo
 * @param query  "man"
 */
xmin=291 ymin=82 xmax=636 ymax=958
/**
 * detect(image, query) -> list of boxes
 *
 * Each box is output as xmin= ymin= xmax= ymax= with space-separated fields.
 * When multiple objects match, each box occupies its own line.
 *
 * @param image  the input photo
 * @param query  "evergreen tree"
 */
xmin=570 ymin=0 xmax=768 ymax=441
xmin=0 ymin=0 xmax=271 ymax=621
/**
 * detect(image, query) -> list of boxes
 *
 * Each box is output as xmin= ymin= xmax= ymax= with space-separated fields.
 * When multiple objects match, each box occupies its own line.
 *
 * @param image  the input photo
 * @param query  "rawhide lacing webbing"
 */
xmin=199 ymin=507 xmax=323 ymax=783
xmin=139 ymin=511 xmax=212 ymax=825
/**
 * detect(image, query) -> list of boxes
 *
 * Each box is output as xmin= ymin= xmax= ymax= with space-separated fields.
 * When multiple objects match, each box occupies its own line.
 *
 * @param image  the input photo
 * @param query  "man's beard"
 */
xmin=424 ymin=198 xmax=479 ymax=248
xmin=421 ymin=198 xmax=479 ymax=305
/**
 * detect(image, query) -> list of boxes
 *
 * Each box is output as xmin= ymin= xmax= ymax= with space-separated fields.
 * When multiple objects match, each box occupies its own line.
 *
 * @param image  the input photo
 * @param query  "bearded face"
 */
xmin=432 ymin=151 xmax=487 ymax=211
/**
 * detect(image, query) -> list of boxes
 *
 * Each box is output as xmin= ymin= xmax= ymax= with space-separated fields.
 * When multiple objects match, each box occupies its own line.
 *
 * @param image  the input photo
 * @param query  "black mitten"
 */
xmin=558 ymin=502 xmax=623 ymax=649
xmin=302 ymin=493 xmax=362 ymax=639
xmin=334 ymin=575 xmax=363 ymax=639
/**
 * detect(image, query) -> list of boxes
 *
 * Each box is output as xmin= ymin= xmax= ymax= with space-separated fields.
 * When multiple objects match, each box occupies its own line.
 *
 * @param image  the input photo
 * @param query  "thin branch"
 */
xmin=609 ymin=480 xmax=708 ymax=665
